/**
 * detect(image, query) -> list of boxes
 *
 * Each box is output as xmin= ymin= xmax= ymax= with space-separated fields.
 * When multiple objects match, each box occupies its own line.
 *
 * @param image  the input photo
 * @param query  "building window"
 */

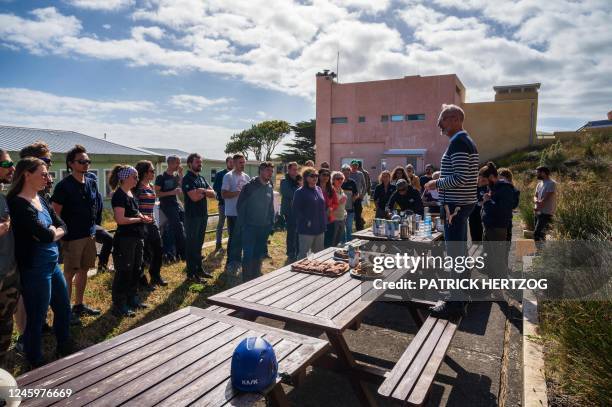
xmin=381 ymin=115 xmax=389 ymax=122
xmin=391 ymin=114 xmax=404 ymax=122
xmin=406 ymin=114 xmax=426 ymax=121
xmin=331 ymin=117 xmax=348 ymax=124
xmin=358 ymin=116 xmax=366 ymax=123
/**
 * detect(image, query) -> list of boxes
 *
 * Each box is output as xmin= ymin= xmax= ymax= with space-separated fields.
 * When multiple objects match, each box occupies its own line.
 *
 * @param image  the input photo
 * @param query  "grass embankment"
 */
xmin=497 ymin=132 xmax=612 ymax=406
xmin=6 ymin=199 xmax=375 ymax=377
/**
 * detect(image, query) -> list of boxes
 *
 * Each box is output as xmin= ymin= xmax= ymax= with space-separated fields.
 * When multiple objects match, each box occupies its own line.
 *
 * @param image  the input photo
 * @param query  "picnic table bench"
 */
xmin=16 ymin=307 xmax=329 ymax=407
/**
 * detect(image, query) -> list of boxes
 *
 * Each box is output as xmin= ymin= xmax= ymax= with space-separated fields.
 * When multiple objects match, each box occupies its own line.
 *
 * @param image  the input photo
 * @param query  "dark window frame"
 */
xmin=406 ymin=114 xmax=426 ymax=121
xmin=331 ymin=117 xmax=348 ymax=124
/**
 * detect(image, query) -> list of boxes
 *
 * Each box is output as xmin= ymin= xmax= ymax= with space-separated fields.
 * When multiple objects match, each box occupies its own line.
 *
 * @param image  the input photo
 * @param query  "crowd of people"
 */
xmin=0 ymin=104 xmax=558 ymax=368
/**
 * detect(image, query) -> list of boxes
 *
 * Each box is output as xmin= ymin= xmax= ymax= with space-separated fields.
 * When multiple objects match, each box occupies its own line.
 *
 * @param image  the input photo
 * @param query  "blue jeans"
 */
xmin=441 ymin=203 xmax=474 ymax=274
xmin=344 ymin=212 xmax=355 ymax=242
xmin=20 ymin=263 xmax=71 ymax=365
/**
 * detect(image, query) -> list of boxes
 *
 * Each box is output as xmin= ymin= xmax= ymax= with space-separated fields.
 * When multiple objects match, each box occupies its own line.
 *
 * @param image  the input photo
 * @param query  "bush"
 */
xmin=539 ymin=300 xmax=612 ymax=406
xmin=540 ymin=141 xmax=567 ymax=172
xmin=554 ymin=181 xmax=612 ymax=240
xmin=516 ymin=179 xmax=535 ymax=230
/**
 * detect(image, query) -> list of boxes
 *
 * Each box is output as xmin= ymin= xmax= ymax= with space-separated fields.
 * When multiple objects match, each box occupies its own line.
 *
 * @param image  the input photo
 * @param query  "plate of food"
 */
xmin=349 ymin=262 xmax=384 ymax=280
xmin=291 ymin=258 xmax=350 ymax=277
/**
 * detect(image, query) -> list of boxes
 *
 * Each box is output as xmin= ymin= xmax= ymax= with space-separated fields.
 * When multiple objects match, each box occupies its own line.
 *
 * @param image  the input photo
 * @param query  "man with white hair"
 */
xmin=425 ymin=104 xmax=479 ymax=318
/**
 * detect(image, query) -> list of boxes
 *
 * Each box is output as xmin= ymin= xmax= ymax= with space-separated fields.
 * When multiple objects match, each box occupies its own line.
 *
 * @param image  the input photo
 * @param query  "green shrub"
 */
xmin=539 ymin=300 xmax=612 ymax=406
xmin=554 ymin=182 xmax=612 ymax=240
xmin=540 ymin=140 xmax=567 ymax=172
xmin=516 ymin=180 xmax=535 ymax=230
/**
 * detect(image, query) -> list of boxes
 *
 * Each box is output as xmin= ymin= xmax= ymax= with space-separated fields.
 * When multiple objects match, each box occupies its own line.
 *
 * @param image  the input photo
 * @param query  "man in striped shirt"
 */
xmin=425 ymin=104 xmax=479 ymax=318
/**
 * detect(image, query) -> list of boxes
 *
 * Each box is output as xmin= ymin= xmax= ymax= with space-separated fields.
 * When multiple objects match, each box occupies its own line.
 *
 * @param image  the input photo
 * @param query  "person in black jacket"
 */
xmin=480 ymin=162 xmax=514 ymax=279
xmin=372 ymin=170 xmax=395 ymax=218
xmin=7 ymin=157 xmax=72 ymax=367
xmin=237 ymin=162 xmax=275 ymax=281
xmin=280 ymin=162 xmax=300 ymax=261
xmin=385 ymin=179 xmax=424 ymax=216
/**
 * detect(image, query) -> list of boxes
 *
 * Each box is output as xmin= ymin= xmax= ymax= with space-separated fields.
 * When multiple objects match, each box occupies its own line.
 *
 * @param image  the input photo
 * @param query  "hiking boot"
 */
xmin=72 ymin=303 xmax=101 ymax=317
xmin=128 ymin=299 xmax=150 ymax=310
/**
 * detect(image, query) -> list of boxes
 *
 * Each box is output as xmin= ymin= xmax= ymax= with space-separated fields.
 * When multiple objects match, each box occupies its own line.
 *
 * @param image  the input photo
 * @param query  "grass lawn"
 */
xmin=6 ymin=203 xmax=375 ymax=377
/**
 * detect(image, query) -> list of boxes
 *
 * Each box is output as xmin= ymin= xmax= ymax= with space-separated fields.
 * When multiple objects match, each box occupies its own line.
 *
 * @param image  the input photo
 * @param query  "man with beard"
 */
xmin=0 ymin=149 xmax=18 ymax=365
xmin=182 ymin=153 xmax=216 ymax=281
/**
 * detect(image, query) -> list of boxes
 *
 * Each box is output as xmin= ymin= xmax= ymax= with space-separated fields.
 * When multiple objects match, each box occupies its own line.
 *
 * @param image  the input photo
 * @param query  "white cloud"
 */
xmin=65 ymin=0 xmax=134 ymax=11
xmin=169 ymin=94 xmax=233 ymax=113
xmin=0 ymin=88 xmax=155 ymax=115
xmin=102 ymin=23 xmax=111 ymax=29
xmin=0 ymin=1 xmax=610 ymax=130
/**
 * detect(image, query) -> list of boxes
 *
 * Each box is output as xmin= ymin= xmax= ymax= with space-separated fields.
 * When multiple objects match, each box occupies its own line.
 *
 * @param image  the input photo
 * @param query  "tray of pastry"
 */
xmin=291 ymin=258 xmax=350 ymax=277
xmin=349 ymin=262 xmax=384 ymax=280
xmin=332 ymin=249 xmax=349 ymax=262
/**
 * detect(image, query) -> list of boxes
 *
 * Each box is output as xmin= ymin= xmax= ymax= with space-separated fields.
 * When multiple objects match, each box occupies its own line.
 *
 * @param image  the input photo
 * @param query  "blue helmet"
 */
xmin=231 ymin=336 xmax=278 ymax=392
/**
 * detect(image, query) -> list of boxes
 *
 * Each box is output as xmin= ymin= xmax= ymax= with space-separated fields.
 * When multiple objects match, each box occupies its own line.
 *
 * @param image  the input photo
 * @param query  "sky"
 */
xmin=0 ymin=0 xmax=610 ymax=159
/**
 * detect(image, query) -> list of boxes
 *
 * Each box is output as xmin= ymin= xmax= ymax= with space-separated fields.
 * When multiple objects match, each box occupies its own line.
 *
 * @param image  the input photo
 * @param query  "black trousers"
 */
xmin=161 ymin=205 xmax=186 ymax=259
xmin=285 ymin=212 xmax=298 ymax=259
xmin=95 ymin=225 xmax=113 ymax=268
xmin=468 ymin=205 xmax=483 ymax=242
xmin=185 ymin=215 xmax=207 ymax=276
xmin=534 ymin=213 xmax=553 ymax=242
xmin=354 ymin=199 xmax=365 ymax=231
xmin=112 ymin=236 xmax=143 ymax=306
xmin=142 ymin=223 xmax=162 ymax=280
xmin=227 ymin=216 xmax=242 ymax=262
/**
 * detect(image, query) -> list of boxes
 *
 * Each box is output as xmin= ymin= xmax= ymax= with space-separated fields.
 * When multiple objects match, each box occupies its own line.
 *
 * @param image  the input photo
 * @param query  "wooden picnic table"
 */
xmin=16 ymin=307 xmax=329 ymax=407
xmin=208 ymin=244 xmax=442 ymax=406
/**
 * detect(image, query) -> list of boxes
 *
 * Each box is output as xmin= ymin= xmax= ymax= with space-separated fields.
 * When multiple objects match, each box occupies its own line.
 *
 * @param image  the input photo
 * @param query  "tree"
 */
xmin=277 ymin=119 xmax=315 ymax=163
xmin=225 ymin=120 xmax=290 ymax=161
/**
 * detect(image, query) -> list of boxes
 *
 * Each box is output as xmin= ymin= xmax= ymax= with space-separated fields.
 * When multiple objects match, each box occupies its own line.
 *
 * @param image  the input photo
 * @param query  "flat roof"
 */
xmin=493 ymin=83 xmax=541 ymax=91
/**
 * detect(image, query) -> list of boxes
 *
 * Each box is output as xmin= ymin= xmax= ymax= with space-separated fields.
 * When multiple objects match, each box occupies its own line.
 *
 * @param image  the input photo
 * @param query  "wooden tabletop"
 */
xmin=352 ymin=229 xmax=444 ymax=243
xmin=17 ymin=307 xmax=329 ymax=407
xmin=208 ymin=247 xmax=408 ymax=333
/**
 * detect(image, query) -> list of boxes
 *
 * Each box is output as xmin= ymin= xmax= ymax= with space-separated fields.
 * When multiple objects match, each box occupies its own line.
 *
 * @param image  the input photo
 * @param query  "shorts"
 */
xmin=62 ymin=236 xmax=97 ymax=273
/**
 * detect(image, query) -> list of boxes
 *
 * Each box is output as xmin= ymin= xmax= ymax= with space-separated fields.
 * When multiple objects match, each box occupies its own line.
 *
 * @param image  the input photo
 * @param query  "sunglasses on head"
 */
xmin=308 ymin=173 xmax=319 ymax=178
xmin=75 ymin=159 xmax=91 ymax=165
xmin=40 ymin=157 xmax=52 ymax=165
xmin=0 ymin=161 xmax=14 ymax=168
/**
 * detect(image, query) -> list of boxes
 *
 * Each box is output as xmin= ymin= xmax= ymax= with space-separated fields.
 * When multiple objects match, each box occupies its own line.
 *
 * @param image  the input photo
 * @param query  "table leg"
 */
xmin=326 ymin=331 xmax=378 ymax=407
xmin=268 ymin=384 xmax=290 ymax=407
xmin=408 ymin=306 xmax=425 ymax=328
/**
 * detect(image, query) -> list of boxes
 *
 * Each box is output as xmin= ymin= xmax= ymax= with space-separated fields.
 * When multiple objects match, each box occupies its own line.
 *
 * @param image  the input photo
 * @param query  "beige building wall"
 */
xmin=463 ymin=97 xmax=538 ymax=162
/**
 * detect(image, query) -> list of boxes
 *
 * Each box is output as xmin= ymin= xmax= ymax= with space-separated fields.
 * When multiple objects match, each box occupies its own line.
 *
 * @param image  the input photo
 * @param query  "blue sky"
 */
xmin=1 ymin=0 xmax=610 ymax=159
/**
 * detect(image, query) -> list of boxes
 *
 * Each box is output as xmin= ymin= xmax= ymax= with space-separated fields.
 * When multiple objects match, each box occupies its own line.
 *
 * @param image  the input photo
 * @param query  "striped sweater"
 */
xmin=435 ymin=130 xmax=479 ymax=205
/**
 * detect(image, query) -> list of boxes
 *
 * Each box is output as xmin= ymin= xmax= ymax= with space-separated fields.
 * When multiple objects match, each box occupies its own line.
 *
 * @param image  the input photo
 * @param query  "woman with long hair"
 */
xmin=134 ymin=161 xmax=167 ymax=288
xmin=7 ymin=157 xmax=72 ymax=367
xmin=391 ymin=166 xmax=408 ymax=186
xmin=329 ymin=171 xmax=347 ymax=246
xmin=293 ymin=167 xmax=326 ymax=259
xmin=108 ymin=164 xmax=152 ymax=317
xmin=318 ymin=169 xmax=338 ymax=248
xmin=405 ymin=164 xmax=421 ymax=191
xmin=372 ymin=170 xmax=395 ymax=218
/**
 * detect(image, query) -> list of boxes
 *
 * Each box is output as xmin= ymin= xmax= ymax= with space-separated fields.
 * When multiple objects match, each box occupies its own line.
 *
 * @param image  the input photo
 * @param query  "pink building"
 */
xmin=315 ymin=72 xmax=540 ymax=177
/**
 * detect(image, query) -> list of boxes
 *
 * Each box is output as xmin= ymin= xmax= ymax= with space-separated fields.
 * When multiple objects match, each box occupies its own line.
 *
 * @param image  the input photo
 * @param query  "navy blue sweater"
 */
xmin=436 ymin=131 xmax=479 ymax=205
xmin=482 ymin=180 xmax=515 ymax=228
xmin=293 ymin=185 xmax=326 ymax=235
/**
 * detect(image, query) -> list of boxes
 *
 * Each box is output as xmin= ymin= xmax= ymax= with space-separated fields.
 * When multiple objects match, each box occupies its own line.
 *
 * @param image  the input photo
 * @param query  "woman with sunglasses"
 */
xmin=7 ymin=157 xmax=72 ymax=367
xmin=391 ymin=166 xmax=409 ymax=186
xmin=293 ymin=167 xmax=326 ymax=259
xmin=108 ymin=165 xmax=153 ymax=317
xmin=134 ymin=161 xmax=167 ymax=288
xmin=317 ymin=169 xmax=337 ymax=248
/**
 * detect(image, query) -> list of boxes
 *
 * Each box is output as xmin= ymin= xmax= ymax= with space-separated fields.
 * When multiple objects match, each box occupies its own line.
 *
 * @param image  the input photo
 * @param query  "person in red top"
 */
xmin=318 ymin=169 xmax=338 ymax=248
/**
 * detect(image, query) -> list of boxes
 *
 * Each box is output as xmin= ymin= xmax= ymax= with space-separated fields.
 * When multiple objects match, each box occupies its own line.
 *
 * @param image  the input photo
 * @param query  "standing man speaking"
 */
xmin=425 ymin=104 xmax=479 ymax=318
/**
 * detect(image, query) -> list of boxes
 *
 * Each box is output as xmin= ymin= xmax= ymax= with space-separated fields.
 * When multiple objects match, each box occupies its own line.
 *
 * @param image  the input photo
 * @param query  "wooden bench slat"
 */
xmin=377 ymin=316 xmax=438 ymax=397
xmin=407 ymin=319 xmax=460 ymax=405
xmin=284 ymin=270 xmax=359 ymax=314
xmin=240 ymin=272 xmax=306 ymax=302
xmin=269 ymin=273 xmax=333 ymax=309
xmin=17 ymin=307 xmax=192 ymax=386
xmin=257 ymin=273 xmax=323 ymax=306
xmin=300 ymin=277 xmax=362 ymax=316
